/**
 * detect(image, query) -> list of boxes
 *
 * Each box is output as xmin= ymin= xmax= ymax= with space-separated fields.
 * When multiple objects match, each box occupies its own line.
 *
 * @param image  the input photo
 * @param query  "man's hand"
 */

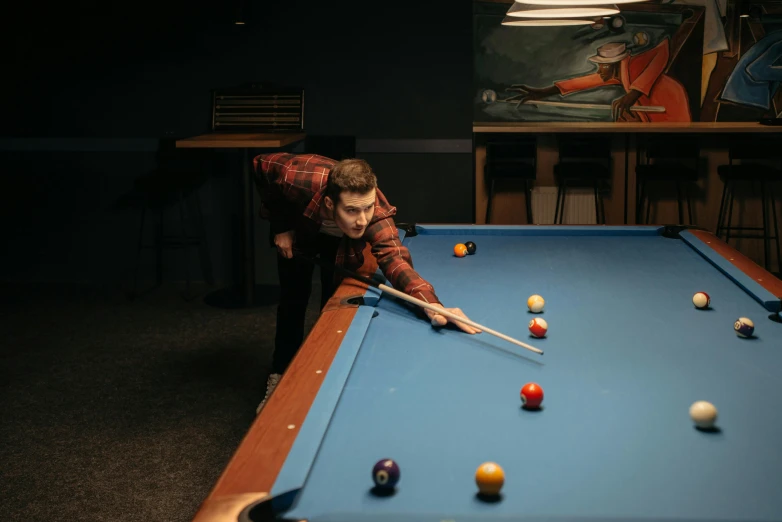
xmin=511 ymin=84 xmax=559 ymax=105
xmin=425 ymin=305 xmax=481 ymax=335
xmin=612 ymin=89 xmax=643 ymax=122
xmin=274 ymin=230 xmax=296 ymax=259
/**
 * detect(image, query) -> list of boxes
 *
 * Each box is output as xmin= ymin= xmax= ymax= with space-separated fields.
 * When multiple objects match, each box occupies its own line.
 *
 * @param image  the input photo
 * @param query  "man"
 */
xmin=517 ymin=39 xmax=691 ymax=122
xmin=253 ymin=153 xmax=479 ymax=411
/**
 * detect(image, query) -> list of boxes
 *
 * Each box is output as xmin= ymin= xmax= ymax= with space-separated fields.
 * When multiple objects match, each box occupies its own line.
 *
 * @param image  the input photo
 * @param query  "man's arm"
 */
xmin=363 ymin=205 xmax=479 ymax=334
xmin=509 ymin=84 xmax=560 ymax=104
xmin=253 ymin=153 xmax=299 ymax=236
xmin=554 ymin=74 xmax=612 ymax=95
xmin=364 ymin=215 xmax=440 ymax=306
xmin=746 ymin=40 xmax=782 ymax=82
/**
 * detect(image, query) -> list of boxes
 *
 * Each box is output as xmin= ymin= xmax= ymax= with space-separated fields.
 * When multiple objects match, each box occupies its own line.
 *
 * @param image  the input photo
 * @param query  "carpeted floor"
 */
xmin=0 ymin=281 xmax=321 ymax=522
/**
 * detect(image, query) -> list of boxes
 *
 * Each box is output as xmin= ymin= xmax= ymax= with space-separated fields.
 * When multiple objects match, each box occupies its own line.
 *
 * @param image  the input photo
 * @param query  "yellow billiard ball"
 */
xmin=690 ymin=401 xmax=718 ymax=429
xmin=527 ymin=294 xmax=545 ymax=313
xmin=475 ymin=461 xmax=504 ymax=496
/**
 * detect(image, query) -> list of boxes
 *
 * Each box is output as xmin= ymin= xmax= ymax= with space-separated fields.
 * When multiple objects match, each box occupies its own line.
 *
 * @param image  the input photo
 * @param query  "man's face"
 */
xmin=597 ymin=62 xmax=617 ymax=82
xmin=326 ymin=190 xmax=376 ymax=239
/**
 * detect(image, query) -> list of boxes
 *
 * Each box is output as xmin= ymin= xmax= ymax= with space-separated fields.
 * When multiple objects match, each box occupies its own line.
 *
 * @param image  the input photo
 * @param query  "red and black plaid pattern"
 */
xmin=254 ymin=152 xmax=440 ymax=306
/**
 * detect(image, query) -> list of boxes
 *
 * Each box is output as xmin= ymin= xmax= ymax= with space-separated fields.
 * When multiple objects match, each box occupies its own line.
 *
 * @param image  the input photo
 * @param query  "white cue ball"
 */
xmin=690 ymin=401 xmax=718 ymax=429
xmin=692 ymin=292 xmax=710 ymax=309
xmin=527 ymin=294 xmax=545 ymax=313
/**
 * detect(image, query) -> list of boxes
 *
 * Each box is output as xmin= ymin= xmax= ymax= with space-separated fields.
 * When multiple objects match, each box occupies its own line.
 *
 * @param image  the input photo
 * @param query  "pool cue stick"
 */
xmin=524 ymin=100 xmax=666 ymax=113
xmin=293 ymin=250 xmax=544 ymax=356
xmin=496 ymin=96 xmax=665 ymax=113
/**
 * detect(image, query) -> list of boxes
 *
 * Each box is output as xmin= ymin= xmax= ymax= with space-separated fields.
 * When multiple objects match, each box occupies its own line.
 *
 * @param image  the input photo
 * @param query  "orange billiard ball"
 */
xmin=521 ymin=382 xmax=544 ymax=409
xmin=454 ymin=243 xmax=468 ymax=257
xmin=475 ymin=462 xmax=505 ymax=496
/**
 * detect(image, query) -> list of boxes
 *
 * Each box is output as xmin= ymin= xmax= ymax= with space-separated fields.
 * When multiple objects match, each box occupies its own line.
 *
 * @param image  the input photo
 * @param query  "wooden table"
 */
xmin=473 ymin=122 xmax=782 ymax=225
xmin=176 ymin=132 xmax=306 ymax=149
xmin=176 ymin=132 xmax=306 ymax=307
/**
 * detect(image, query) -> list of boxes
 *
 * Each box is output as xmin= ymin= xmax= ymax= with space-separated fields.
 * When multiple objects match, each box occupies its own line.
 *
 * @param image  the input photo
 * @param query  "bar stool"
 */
xmin=635 ymin=135 xmax=700 ymax=225
xmin=716 ymin=140 xmax=781 ymax=271
xmin=484 ymin=137 xmax=537 ymax=224
xmin=554 ymin=134 xmax=611 ymax=224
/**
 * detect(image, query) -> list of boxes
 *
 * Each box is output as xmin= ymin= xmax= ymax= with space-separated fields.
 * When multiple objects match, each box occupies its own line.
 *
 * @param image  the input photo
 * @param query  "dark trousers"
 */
xmin=272 ymin=232 xmax=342 ymax=374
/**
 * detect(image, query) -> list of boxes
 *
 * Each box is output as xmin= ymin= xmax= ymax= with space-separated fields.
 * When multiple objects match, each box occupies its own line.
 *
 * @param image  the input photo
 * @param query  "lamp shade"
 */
xmin=517 ymin=0 xmax=645 ymax=5
xmin=507 ymin=2 xmax=619 ymax=17
xmin=501 ymin=16 xmax=596 ymax=25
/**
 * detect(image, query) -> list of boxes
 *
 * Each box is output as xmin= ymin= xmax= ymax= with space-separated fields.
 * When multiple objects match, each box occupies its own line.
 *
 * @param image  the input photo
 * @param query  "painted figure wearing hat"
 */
xmin=518 ymin=38 xmax=691 ymax=122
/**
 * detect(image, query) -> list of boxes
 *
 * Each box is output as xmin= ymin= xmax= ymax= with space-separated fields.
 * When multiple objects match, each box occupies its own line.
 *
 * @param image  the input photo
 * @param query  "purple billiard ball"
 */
xmin=372 ymin=459 xmax=400 ymax=489
xmin=734 ymin=317 xmax=755 ymax=338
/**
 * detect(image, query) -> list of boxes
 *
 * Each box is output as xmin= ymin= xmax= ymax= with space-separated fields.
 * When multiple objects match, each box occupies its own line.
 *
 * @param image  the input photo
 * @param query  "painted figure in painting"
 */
xmin=720 ymin=29 xmax=782 ymax=112
xmin=695 ymin=0 xmax=782 ymax=120
xmin=513 ymin=38 xmax=692 ymax=122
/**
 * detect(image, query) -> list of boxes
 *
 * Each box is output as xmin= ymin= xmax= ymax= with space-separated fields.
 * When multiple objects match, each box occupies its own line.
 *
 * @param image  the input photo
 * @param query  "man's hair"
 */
xmin=325 ymin=158 xmax=377 ymax=204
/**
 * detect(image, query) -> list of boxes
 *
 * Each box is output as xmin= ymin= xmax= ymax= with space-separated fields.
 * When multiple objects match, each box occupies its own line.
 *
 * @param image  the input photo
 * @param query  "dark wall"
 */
xmin=2 ymin=0 xmax=475 ymax=286
xmin=5 ymin=0 xmax=473 ymax=138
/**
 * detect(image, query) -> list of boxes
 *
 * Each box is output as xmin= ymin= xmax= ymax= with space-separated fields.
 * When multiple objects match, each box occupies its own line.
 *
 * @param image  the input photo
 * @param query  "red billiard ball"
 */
xmin=521 ymin=382 xmax=544 ymax=409
xmin=692 ymin=292 xmax=710 ymax=309
xmin=372 ymin=459 xmax=400 ymax=489
xmin=529 ymin=317 xmax=547 ymax=338
xmin=454 ymin=244 xmax=468 ymax=257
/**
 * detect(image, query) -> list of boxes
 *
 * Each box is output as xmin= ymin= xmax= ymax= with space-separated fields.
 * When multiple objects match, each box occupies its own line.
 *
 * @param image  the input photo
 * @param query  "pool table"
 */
xmin=193 ymin=225 xmax=782 ymax=522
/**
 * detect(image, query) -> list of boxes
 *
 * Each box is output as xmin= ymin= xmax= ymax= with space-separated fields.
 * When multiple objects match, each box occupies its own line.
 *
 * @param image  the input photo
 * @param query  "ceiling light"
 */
xmin=507 ymin=2 xmax=620 ymax=17
xmin=501 ymin=16 xmax=596 ymax=25
xmin=517 ymin=0 xmax=646 ymax=5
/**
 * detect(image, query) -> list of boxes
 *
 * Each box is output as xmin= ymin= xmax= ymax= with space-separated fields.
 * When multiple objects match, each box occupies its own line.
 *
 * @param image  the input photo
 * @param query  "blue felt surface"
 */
xmin=271 ymin=305 xmax=379 ymax=509
xmin=282 ymin=228 xmax=782 ymax=522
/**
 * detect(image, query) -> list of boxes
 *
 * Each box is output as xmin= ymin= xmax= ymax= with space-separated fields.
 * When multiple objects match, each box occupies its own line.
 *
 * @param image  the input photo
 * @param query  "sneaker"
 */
xmin=257 ymin=373 xmax=282 ymax=414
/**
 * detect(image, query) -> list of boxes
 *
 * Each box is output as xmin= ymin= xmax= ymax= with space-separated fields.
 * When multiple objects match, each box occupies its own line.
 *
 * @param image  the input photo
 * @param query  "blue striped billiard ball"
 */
xmin=372 ymin=459 xmax=400 ymax=489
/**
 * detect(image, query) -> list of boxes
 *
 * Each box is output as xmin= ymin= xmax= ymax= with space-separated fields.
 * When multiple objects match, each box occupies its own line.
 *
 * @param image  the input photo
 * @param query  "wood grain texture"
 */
xmin=473 ymin=122 xmax=782 ymax=133
xmin=191 ymin=251 xmax=378 ymax=522
xmin=176 ymin=132 xmax=306 ymax=149
xmin=690 ymin=229 xmax=782 ymax=299
xmin=191 ymin=493 xmax=268 ymax=522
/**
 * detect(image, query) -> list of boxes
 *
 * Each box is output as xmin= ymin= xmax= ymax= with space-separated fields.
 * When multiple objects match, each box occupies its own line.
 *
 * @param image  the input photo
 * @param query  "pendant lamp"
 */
xmin=506 ymin=2 xmax=620 ymax=17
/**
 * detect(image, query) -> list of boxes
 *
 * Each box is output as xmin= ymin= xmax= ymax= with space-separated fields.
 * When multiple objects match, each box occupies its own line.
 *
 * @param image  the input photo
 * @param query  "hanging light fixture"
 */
xmin=739 ymin=0 xmax=750 ymax=18
xmin=506 ymin=2 xmax=620 ymax=18
xmin=517 ymin=0 xmax=646 ymax=6
xmin=235 ymin=0 xmax=246 ymax=24
xmin=502 ymin=15 xmax=595 ymax=25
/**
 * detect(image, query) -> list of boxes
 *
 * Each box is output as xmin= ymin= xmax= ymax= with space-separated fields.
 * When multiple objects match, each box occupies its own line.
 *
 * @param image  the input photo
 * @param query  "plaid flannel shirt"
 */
xmin=253 ymin=152 xmax=441 ymax=306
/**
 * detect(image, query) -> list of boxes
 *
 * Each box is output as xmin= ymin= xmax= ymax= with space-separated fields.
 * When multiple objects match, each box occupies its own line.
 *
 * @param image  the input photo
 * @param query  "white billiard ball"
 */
xmin=690 ymin=400 xmax=718 ymax=429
